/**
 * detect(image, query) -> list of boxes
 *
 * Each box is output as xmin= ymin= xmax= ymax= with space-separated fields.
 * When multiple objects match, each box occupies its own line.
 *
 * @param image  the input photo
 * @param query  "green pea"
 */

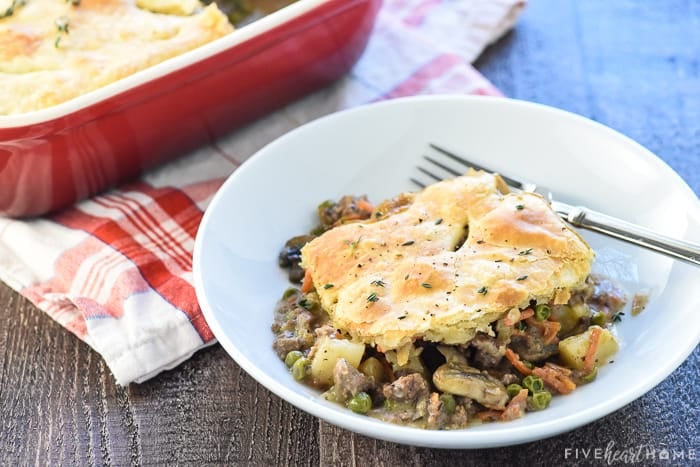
xmin=291 ymin=357 xmax=309 ymax=381
xmin=506 ymin=383 xmax=524 ymax=398
xmin=535 ymin=303 xmax=551 ymax=321
xmin=581 ymin=367 xmax=598 ymax=384
xmin=531 ymin=391 xmax=552 ymax=410
xmin=284 ymin=350 xmax=303 ymax=368
xmin=522 ymin=375 xmax=544 ymax=393
xmin=347 ymin=392 xmax=372 ymax=414
xmin=591 ymin=312 xmax=607 ymax=327
xmin=439 ymin=393 xmax=457 ymax=414
xmin=282 ymin=287 xmax=299 ymax=300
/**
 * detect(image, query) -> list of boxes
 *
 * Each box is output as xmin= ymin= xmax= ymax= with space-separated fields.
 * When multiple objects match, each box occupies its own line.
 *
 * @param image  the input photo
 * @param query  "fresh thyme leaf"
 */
xmin=323 ymin=283 xmax=334 ymax=289
xmin=611 ymin=312 xmax=625 ymax=323
xmin=401 ymin=240 xmax=415 ymax=246
xmin=516 ymin=204 xmax=525 ymax=210
xmin=435 ymin=218 xmax=443 ymax=225
xmin=0 ymin=0 xmax=25 ymax=19
xmin=477 ymin=286 xmax=488 ymax=295
xmin=54 ymin=15 xmax=71 ymax=48
xmin=516 ymin=275 xmax=528 ymax=281
xmin=370 ymin=279 xmax=386 ymax=287
xmin=344 ymin=236 xmax=362 ymax=252
xmin=421 ymin=283 xmax=432 ymax=288
xmin=367 ymin=292 xmax=379 ymax=303
xmin=55 ymin=16 xmax=70 ymax=33
xmin=518 ymin=248 xmax=533 ymax=256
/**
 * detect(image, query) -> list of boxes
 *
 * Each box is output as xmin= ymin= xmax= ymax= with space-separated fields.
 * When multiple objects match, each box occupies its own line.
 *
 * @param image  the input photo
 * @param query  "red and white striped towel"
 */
xmin=0 ymin=0 xmax=525 ymax=385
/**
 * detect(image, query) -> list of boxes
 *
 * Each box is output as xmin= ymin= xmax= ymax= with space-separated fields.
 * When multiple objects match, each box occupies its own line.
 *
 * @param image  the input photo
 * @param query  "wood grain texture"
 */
xmin=0 ymin=285 xmax=319 ymax=466
xmin=476 ymin=0 xmax=700 ymax=195
xmin=1 ymin=0 xmax=698 ymax=465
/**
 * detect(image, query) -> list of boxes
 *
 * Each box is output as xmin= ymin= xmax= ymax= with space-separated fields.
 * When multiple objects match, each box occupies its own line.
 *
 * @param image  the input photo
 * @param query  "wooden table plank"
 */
xmin=0 ymin=285 xmax=320 ymax=465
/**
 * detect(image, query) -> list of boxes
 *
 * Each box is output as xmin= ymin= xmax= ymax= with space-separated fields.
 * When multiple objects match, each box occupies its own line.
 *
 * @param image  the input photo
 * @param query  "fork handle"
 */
xmin=553 ymin=202 xmax=700 ymax=266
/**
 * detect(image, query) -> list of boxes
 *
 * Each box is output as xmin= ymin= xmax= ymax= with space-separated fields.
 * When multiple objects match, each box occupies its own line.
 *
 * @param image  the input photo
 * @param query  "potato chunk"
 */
xmin=558 ymin=325 xmax=618 ymax=370
xmin=311 ymin=336 xmax=365 ymax=386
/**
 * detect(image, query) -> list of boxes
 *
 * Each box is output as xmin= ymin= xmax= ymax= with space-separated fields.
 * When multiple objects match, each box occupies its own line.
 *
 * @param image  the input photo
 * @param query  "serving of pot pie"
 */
xmin=0 ymin=0 xmax=233 ymax=115
xmin=300 ymin=170 xmax=594 ymax=356
xmin=273 ymin=171 xmax=629 ymax=429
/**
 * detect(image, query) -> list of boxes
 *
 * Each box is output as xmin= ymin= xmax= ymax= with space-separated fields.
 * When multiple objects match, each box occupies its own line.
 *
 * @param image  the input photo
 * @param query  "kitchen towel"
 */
xmin=0 ymin=0 xmax=526 ymax=385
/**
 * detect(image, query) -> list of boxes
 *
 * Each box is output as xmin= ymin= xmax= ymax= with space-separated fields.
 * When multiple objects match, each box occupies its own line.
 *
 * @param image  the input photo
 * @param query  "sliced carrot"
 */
xmin=300 ymin=269 xmax=314 ymax=294
xmin=541 ymin=320 xmax=561 ymax=344
xmin=519 ymin=308 xmax=535 ymax=321
xmin=503 ymin=307 xmax=534 ymax=326
xmin=583 ymin=326 xmax=603 ymax=373
xmin=525 ymin=317 xmax=561 ymax=345
xmin=504 ymin=348 xmax=532 ymax=375
xmin=532 ymin=366 xmax=576 ymax=395
xmin=501 ymin=388 xmax=529 ymax=421
xmin=544 ymin=362 xmax=572 ymax=376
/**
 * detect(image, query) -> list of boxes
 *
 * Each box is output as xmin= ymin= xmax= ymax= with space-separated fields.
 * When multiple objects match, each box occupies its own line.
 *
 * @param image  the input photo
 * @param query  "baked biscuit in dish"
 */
xmin=0 ymin=0 xmax=233 ymax=115
xmin=300 ymin=170 xmax=594 ymax=356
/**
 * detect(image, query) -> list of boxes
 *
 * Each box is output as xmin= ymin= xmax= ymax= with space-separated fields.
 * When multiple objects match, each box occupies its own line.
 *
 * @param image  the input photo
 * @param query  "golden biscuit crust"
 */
xmin=300 ymin=171 xmax=594 ymax=352
xmin=0 ymin=0 xmax=233 ymax=115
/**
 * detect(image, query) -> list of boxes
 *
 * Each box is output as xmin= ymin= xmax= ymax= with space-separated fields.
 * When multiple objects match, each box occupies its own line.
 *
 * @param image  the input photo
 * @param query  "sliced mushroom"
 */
xmin=432 ymin=360 xmax=509 ymax=410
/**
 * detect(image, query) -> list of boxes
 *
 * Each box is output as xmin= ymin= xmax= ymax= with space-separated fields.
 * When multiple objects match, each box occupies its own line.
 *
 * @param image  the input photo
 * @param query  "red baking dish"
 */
xmin=0 ymin=0 xmax=381 ymax=218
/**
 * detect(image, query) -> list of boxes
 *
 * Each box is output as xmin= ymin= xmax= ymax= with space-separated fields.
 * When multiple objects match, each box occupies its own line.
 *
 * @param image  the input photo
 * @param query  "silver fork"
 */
xmin=412 ymin=143 xmax=700 ymax=266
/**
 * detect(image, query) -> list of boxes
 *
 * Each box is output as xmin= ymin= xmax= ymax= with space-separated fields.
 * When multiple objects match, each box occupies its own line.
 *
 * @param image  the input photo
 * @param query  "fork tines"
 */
xmin=410 ymin=144 xmax=700 ymax=266
xmin=411 ymin=143 xmax=525 ymax=190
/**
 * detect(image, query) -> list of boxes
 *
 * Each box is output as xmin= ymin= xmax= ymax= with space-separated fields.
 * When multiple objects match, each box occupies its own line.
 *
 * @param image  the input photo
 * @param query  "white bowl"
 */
xmin=192 ymin=95 xmax=700 ymax=448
